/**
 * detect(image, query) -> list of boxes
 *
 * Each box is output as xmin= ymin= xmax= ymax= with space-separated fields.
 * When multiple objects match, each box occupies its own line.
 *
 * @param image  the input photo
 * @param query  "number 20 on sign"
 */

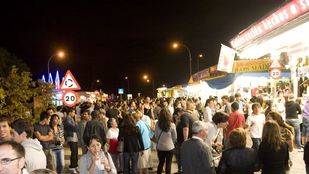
xmin=62 ymin=91 xmax=78 ymax=107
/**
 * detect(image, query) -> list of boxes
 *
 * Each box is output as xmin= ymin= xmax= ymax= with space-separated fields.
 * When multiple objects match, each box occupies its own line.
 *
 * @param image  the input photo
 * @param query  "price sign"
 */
xmin=270 ymin=68 xmax=281 ymax=79
xmin=62 ymin=91 xmax=78 ymax=107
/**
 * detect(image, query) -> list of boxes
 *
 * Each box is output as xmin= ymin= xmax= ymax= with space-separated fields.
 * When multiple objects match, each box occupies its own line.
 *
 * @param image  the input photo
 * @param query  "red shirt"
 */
xmin=226 ymin=111 xmax=245 ymax=138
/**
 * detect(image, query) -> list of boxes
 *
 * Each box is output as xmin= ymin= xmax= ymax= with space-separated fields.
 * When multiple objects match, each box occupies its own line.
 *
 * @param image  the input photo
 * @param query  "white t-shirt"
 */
xmin=106 ymin=128 xmax=119 ymax=140
xmin=246 ymin=113 xmax=265 ymax=138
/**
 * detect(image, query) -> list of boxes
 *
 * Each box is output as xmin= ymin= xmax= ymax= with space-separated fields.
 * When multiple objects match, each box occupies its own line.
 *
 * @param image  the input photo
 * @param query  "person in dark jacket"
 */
xmin=181 ymin=121 xmax=215 ymax=174
xmin=258 ymin=120 xmax=290 ymax=174
xmin=63 ymin=108 xmax=78 ymax=173
xmin=285 ymin=95 xmax=302 ymax=149
xmin=118 ymin=113 xmax=144 ymax=174
xmin=217 ymin=128 xmax=258 ymax=174
xmin=83 ymin=110 xmax=107 ymax=148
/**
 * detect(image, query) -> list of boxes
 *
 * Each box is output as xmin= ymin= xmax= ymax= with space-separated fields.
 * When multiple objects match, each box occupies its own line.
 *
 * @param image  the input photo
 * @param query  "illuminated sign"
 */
xmin=231 ymin=0 xmax=309 ymax=49
xmin=232 ymin=59 xmax=271 ymax=73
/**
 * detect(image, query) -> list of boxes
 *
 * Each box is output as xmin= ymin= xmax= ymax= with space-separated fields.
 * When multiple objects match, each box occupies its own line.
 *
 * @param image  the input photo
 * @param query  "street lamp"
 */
xmin=124 ymin=76 xmax=130 ymax=93
xmin=197 ymin=53 xmax=204 ymax=72
xmin=47 ymin=50 xmax=65 ymax=76
xmin=142 ymin=74 xmax=155 ymax=98
xmin=172 ymin=42 xmax=192 ymax=77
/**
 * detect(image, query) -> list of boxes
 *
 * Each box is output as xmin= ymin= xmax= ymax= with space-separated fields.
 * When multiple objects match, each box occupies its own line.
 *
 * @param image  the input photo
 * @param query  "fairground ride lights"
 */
xmin=231 ymin=0 xmax=309 ymax=49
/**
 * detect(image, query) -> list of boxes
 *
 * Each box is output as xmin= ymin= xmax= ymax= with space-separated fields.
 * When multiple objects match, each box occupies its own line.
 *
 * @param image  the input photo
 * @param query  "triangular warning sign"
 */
xmin=60 ymin=70 xmax=81 ymax=90
xmin=270 ymin=59 xmax=282 ymax=69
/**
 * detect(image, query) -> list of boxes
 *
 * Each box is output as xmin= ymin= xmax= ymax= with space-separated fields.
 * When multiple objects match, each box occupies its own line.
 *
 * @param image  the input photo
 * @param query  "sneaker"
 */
xmin=69 ymin=168 xmax=77 ymax=174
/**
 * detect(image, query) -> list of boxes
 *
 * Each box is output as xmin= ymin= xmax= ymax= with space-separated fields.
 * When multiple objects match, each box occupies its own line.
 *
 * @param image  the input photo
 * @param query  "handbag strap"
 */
xmin=157 ymin=130 xmax=163 ymax=143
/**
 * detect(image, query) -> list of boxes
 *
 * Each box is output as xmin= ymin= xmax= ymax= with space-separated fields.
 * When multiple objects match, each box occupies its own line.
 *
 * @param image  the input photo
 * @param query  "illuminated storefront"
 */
xmin=230 ymin=0 xmax=309 ymax=98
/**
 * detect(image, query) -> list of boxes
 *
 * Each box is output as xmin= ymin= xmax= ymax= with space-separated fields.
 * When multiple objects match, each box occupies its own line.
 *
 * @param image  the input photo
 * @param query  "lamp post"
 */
xmin=125 ymin=76 xmax=130 ymax=93
xmin=47 ymin=51 xmax=65 ymax=76
xmin=142 ymin=74 xmax=155 ymax=98
xmin=172 ymin=42 xmax=192 ymax=77
xmin=197 ymin=53 xmax=204 ymax=72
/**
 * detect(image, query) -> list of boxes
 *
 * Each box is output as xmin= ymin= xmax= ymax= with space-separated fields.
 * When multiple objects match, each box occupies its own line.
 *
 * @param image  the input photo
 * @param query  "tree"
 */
xmin=0 ymin=67 xmax=34 ymax=120
xmin=0 ymin=48 xmax=54 ymax=121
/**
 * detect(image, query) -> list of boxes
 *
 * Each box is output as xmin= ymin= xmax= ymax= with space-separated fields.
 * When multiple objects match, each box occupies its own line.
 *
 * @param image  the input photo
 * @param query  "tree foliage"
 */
xmin=0 ymin=48 xmax=54 ymax=121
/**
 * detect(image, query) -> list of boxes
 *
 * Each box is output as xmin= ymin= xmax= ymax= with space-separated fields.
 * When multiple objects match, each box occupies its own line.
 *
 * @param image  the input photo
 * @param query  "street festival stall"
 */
xmin=215 ymin=0 xmax=309 ymax=100
xmin=160 ymin=1 xmax=309 ymax=101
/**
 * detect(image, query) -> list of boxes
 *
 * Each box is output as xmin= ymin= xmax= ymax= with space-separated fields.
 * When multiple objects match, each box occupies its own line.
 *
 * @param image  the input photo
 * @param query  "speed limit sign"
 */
xmin=270 ymin=68 xmax=281 ymax=79
xmin=62 ymin=91 xmax=78 ymax=107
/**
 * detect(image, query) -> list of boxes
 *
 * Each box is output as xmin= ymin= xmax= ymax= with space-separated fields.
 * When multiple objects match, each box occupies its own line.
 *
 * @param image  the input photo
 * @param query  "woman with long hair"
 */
xmin=118 ymin=113 xmax=144 ymax=174
xmin=258 ymin=120 xmax=290 ymax=174
xmin=266 ymin=111 xmax=294 ymax=151
xmin=49 ymin=114 xmax=65 ymax=174
xmin=155 ymin=108 xmax=177 ymax=174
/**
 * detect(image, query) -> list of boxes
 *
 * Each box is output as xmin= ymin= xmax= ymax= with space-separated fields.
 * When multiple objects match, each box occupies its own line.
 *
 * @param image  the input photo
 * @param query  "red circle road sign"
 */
xmin=270 ymin=68 xmax=281 ymax=79
xmin=62 ymin=91 xmax=78 ymax=107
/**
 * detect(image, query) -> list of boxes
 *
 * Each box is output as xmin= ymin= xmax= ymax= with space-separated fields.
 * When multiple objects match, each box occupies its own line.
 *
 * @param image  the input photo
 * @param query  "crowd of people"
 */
xmin=0 ymin=92 xmax=308 ymax=174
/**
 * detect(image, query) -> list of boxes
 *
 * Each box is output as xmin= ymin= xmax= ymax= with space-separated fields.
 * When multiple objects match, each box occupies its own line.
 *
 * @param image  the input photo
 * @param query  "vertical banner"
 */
xmin=217 ymin=44 xmax=236 ymax=73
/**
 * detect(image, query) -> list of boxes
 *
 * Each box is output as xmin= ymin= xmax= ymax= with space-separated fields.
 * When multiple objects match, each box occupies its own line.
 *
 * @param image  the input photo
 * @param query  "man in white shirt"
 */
xmin=245 ymin=103 xmax=265 ymax=150
xmin=11 ymin=119 xmax=47 ymax=172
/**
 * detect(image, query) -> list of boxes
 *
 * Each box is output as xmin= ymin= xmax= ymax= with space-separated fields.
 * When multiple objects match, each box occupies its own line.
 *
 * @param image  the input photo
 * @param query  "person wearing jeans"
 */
xmin=64 ymin=108 xmax=79 ymax=173
xmin=285 ymin=96 xmax=302 ymax=149
xmin=286 ymin=118 xmax=302 ymax=148
xmin=118 ymin=114 xmax=144 ymax=174
xmin=123 ymin=152 xmax=139 ymax=173
xmin=50 ymin=114 xmax=65 ymax=173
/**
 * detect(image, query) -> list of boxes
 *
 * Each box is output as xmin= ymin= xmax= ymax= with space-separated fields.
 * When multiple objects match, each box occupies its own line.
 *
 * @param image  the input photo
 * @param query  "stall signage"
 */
xmin=62 ymin=91 xmax=79 ymax=107
xmin=270 ymin=68 xmax=281 ymax=79
xmin=192 ymin=65 xmax=226 ymax=82
xmin=232 ymin=59 xmax=271 ymax=73
xmin=217 ymin=44 xmax=236 ymax=73
xmin=231 ymin=0 xmax=309 ymax=49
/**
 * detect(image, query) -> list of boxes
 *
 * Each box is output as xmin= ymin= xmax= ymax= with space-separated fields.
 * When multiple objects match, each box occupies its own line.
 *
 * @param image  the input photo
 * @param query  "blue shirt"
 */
xmin=136 ymin=120 xmax=152 ymax=149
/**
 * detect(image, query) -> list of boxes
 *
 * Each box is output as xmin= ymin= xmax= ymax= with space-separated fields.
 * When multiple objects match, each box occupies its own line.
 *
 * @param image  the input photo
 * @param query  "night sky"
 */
xmin=0 ymin=0 xmax=286 ymax=96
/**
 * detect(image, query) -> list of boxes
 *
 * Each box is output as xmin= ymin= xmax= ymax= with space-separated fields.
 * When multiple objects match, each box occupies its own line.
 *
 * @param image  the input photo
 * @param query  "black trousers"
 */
xmin=157 ymin=150 xmax=173 ymax=174
xmin=68 ymin=141 xmax=78 ymax=168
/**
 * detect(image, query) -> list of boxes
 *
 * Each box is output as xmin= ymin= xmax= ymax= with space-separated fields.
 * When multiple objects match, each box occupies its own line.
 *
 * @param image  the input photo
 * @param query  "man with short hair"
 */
xmin=235 ymin=93 xmax=244 ymax=114
xmin=0 ymin=140 xmax=27 ymax=174
xmin=83 ymin=110 xmax=107 ymax=148
xmin=11 ymin=119 xmax=47 ymax=172
xmin=0 ymin=116 xmax=12 ymax=142
xmin=181 ymin=121 xmax=215 ymax=174
xmin=245 ymin=103 xmax=265 ymax=150
xmin=221 ymin=95 xmax=232 ymax=115
xmin=226 ymin=102 xmax=245 ymax=148
xmin=34 ymin=111 xmax=55 ymax=171
xmin=63 ymin=108 xmax=78 ymax=173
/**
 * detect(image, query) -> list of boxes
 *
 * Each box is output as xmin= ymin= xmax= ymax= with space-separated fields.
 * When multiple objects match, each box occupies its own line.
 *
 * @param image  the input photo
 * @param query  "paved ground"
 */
xmin=63 ymin=146 xmax=306 ymax=174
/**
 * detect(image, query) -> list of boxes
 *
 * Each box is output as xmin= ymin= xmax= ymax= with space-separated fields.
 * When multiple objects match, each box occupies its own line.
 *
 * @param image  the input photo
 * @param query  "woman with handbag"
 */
xmin=118 ymin=113 xmax=144 ymax=174
xmin=155 ymin=108 xmax=177 ymax=174
xmin=79 ymin=135 xmax=117 ymax=174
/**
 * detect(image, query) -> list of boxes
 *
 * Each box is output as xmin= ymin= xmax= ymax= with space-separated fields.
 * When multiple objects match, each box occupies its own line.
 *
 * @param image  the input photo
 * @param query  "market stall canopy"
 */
xmin=191 ymin=65 xmax=227 ymax=83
